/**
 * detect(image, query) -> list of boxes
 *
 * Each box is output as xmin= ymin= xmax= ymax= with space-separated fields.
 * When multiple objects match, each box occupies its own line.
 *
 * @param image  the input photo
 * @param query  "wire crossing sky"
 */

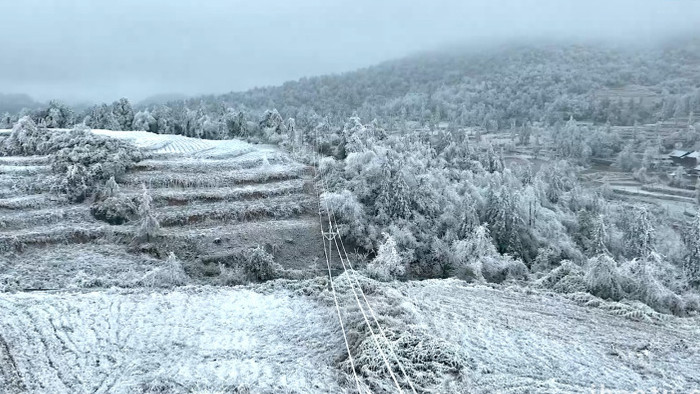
xmin=1 ymin=0 xmax=699 ymax=103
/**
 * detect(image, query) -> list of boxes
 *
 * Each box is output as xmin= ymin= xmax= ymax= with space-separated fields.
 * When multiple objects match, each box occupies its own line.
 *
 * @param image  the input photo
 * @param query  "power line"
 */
xmin=312 ymin=126 xmax=414 ymax=393
xmin=319 ymin=194 xmax=404 ymax=393
xmin=311 ymin=129 xmax=363 ymax=393
xmin=330 ymin=212 xmax=418 ymax=394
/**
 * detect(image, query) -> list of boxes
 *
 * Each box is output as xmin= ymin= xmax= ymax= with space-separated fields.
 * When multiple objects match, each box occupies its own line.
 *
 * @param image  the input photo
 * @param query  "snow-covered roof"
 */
xmin=686 ymin=151 xmax=700 ymax=159
xmin=670 ymin=150 xmax=690 ymax=158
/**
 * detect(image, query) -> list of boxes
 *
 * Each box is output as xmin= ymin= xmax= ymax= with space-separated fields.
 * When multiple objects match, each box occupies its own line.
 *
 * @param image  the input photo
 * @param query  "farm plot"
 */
xmin=403 ymin=280 xmax=700 ymax=393
xmin=0 ymin=287 xmax=347 ymax=393
xmin=2 ymin=278 xmax=699 ymax=393
xmin=1 ymin=130 xmax=324 ymax=291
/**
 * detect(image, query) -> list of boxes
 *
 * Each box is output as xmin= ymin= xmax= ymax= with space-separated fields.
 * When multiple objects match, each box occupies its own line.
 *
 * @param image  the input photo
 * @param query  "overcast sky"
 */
xmin=1 ymin=0 xmax=699 ymax=104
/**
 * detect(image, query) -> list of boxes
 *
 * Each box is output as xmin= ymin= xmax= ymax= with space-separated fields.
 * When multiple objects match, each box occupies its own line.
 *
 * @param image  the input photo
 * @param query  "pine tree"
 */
xmin=136 ymin=184 xmax=159 ymax=243
xmin=485 ymin=185 xmax=523 ymax=256
xmin=105 ymin=176 xmax=120 ymax=198
xmin=375 ymin=159 xmax=412 ymax=223
xmin=623 ymin=207 xmax=655 ymax=258
xmin=112 ymin=98 xmax=134 ymax=131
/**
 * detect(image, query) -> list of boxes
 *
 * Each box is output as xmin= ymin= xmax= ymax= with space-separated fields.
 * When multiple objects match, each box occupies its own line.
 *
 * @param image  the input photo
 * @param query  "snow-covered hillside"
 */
xmin=1 ymin=279 xmax=699 ymax=393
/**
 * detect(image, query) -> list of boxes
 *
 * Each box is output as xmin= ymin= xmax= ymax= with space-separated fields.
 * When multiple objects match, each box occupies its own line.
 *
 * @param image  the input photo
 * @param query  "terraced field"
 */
xmin=0 ymin=131 xmax=324 ymax=291
xmin=581 ymin=170 xmax=698 ymax=218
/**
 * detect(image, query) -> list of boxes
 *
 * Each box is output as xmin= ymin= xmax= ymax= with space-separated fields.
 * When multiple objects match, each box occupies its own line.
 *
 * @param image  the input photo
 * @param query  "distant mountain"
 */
xmin=137 ymin=93 xmax=188 ymax=108
xmin=0 ymin=93 xmax=41 ymax=114
xmin=170 ymin=38 xmax=700 ymax=128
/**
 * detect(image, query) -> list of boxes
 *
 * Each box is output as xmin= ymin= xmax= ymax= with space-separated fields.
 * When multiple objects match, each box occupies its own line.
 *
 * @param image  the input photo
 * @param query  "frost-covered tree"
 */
xmin=133 ymin=110 xmax=156 ymax=132
xmin=112 ymin=98 xmax=134 ymax=130
xmin=616 ymin=144 xmax=638 ymax=171
xmin=484 ymin=185 xmax=523 ymax=257
xmin=286 ymin=117 xmax=301 ymax=148
xmin=366 ymin=233 xmax=405 ymax=281
xmin=43 ymin=100 xmax=74 ymax=128
xmin=105 ymin=176 xmax=119 ymax=198
xmin=259 ymin=109 xmax=285 ymax=141
xmin=224 ymin=109 xmax=248 ymax=138
xmin=199 ymin=114 xmax=223 ymax=139
xmin=87 ymin=104 xmax=120 ymax=130
xmin=683 ymin=215 xmax=700 ymax=286
xmin=375 ymin=158 xmax=412 ymax=223
xmin=0 ymin=112 xmax=12 ymax=128
xmin=552 ymin=116 xmax=591 ymax=163
xmin=451 ymin=225 xmax=498 ymax=280
xmin=482 ymin=144 xmax=504 ymax=173
xmin=2 ymin=116 xmax=40 ymax=155
xmin=622 ymin=207 xmax=655 ymax=258
xmin=343 ymin=116 xmax=372 ymax=154
xmin=576 ymin=211 xmax=609 ymax=256
xmin=152 ymin=105 xmax=174 ymax=134
xmin=584 ymin=254 xmax=623 ymax=300
xmin=136 ymin=184 xmax=160 ymax=243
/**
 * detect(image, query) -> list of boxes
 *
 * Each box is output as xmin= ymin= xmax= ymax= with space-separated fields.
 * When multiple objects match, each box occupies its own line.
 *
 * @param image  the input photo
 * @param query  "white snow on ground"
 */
xmin=401 ymin=280 xmax=700 ymax=393
xmin=0 ymin=287 xmax=347 ymax=393
xmin=3 ymin=279 xmax=699 ymax=393
xmin=90 ymin=129 xmax=277 ymax=159
xmin=0 ymin=128 xmax=277 ymax=159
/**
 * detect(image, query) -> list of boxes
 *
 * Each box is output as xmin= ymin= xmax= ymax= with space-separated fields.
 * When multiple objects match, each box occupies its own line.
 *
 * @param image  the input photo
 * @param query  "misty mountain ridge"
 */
xmin=0 ymin=93 xmax=41 ymax=114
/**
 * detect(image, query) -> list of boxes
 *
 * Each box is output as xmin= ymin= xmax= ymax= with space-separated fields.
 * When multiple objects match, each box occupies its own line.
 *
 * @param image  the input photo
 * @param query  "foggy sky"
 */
xmin=1 ymin=0 xmax=699 ymax=104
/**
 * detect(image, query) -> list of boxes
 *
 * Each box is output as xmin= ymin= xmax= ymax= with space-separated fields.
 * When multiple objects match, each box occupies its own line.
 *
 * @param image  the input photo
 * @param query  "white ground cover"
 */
xmin=0 ymin=287 xmax=346 ymax=393
xmin=2 ymin=279 xmax=699 ymax=393
xmin=90 ymin=129 xmax=276 ymax=159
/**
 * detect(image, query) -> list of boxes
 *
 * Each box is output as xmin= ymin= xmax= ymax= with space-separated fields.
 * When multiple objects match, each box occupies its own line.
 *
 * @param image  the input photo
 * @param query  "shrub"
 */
xmin=90 ymin=196 xmax=137 ymax=225
xmin=535 ymin=260 xmax=587 ymax=293
xmin=584 ymin=255 xmax=623 ymax=301
xmin=243 ymin=246 xmax=279 ymax=282
xmin=366 ymin=234 xmax=405 ymax=281
xmin=217 ymin=263 xmax=247 ymax=286
xmin=205 ymin=247 xmax=280 ymax=284
xmin=140 ymin=253 xmax=189 ymax=288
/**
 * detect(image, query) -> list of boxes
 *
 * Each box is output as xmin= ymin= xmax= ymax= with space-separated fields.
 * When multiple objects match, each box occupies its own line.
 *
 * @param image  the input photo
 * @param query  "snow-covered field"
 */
xmin=0 ymin=128 xmax=278 ymax=159
xmin=404 ymin=280 xmax=700 ymax=393
xmin=91 ymin=129 xmax=277 ymax=159
xmin=0 ymin=287 xmax=346 ymax=393
xmin=1 ymin=279 xmax=699 ymax=393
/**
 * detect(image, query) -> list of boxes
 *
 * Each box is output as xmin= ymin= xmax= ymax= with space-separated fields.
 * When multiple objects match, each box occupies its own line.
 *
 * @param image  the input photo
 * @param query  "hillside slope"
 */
xmin=0 ymin=130 xmax=324 ymax=290
xmin=1 ymin=279 xmax=698 ymax=393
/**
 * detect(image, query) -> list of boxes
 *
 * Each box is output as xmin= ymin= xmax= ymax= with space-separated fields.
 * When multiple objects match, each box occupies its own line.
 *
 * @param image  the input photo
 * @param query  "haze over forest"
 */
xmin=1 ymin=0 xmax=700 ymax=104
